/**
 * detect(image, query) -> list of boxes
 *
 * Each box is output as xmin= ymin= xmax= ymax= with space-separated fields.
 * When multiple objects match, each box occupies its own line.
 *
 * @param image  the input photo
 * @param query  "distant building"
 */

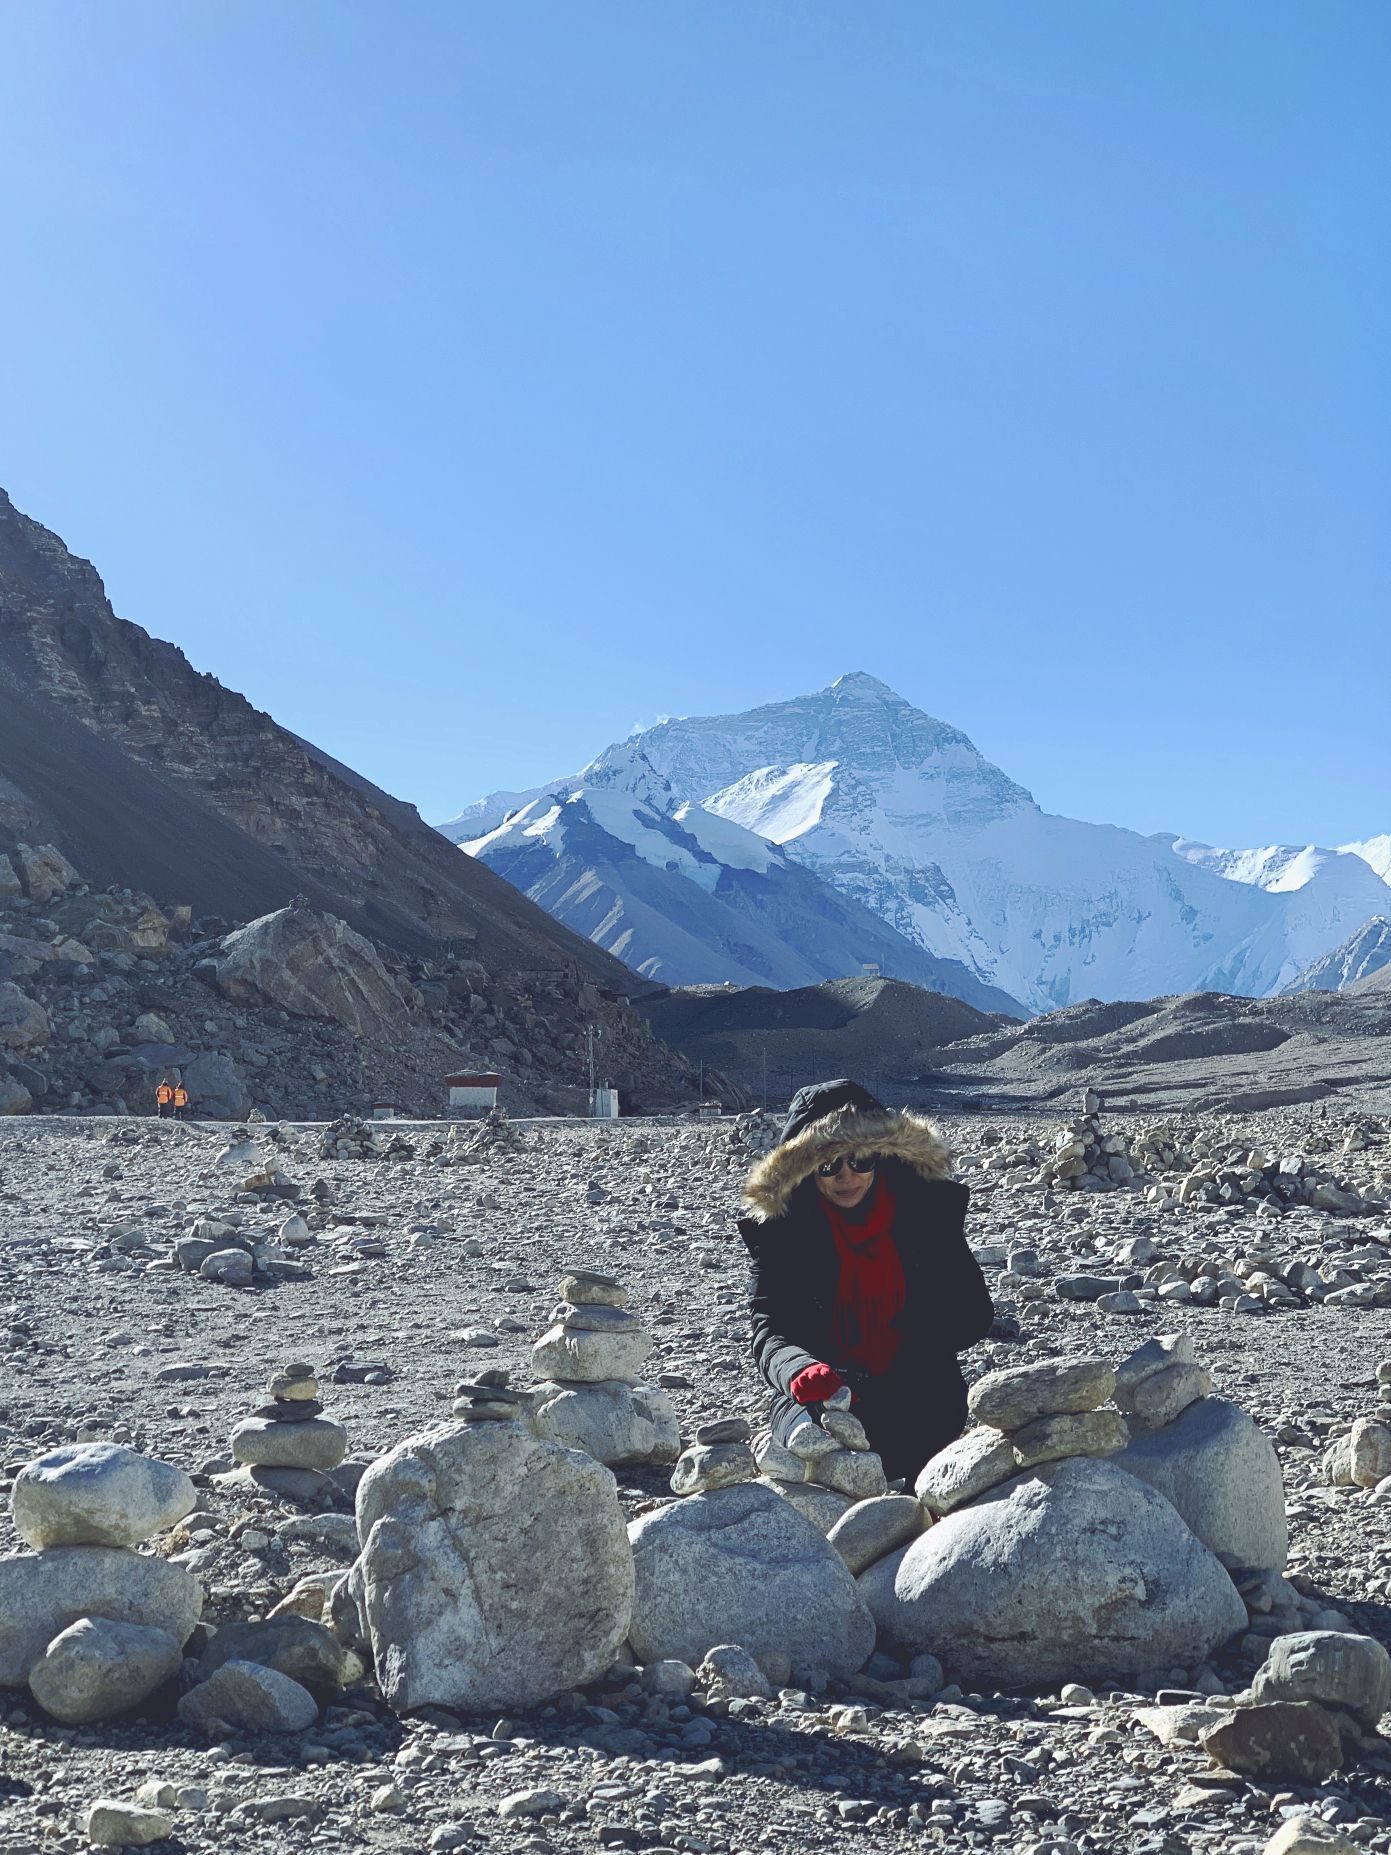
xmin=446 ymin=1072 xmax=502 ymax=1112
xmin=597 ymin=987 xmax=629 ymax=1005
xmin=591 ymin=1087 xmax=620 ymax=1119
xmin=371 ymin=1102 xmax=397 ymax=1120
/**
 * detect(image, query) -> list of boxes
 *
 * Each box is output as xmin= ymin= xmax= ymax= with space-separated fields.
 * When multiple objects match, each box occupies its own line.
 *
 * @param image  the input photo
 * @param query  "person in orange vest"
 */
xmin=155 ymin=1078 xmax=175 ymax=1118
xmin=172 ymin=1083 xmax=190 ymax=1121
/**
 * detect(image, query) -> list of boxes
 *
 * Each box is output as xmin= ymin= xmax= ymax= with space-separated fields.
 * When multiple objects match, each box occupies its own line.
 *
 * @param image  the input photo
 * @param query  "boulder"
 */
xmin=0 ymin=1072 xmax=32 ymax=1115
xmin=811 ymin=1448 xmax=888 ymax=1501
xmin=27 ymin=1618 xmax=182 ymax=1725
xmin=915 ymin=1427 xmax=1019 ymax=1515
xmin=530 ymin=1380 xmax=680 ymax=1467
xmin=530 ymin=1323 xmax=651 ymax=1385
xmin=1113 ymin=1332 xmax=1195 ymax=1405
xmin=1126 ymin=1362 xmax=1213 ymax=1429
xmin=1264 ymin=1818 xmax=1360 ymax=1855
xmin=1114 ymin=1396 xmax=1288 ymax=1571
xmin=177 ymin=1658 xmax=319 ymax=1735
xmin=1322 ymin=1418 xmax=1391 ymax=1490
xmin=859 ymin=1457 xmax=1245 ymax=1688
xmin=1250 ymin=1631 xmax=1391 ymax=1729
xmin=12 ymin=1444 xmax=194 ymax=1550
xmin=0 ymin=982 xmax=47 ymax=1053
xmin=10 ymin=842 xmax=79 ymax=903
xmin=86 ymin=1802 xmax=174 ymax=1848
xmin=826 ymin=1495 xmax=927 ymax=1576
xmin=671 ymin=1442 xmax=758 ymax=1495
xmin=628 ymin=1482 xmax=874 ymax=1680
xmin=967 ymin=1356 xmax=1115 ymax=1432
xmin=1199 ymin=1700 xmax=1342 ymax=1783
xmin=198 ymin=1616 xmax=348 ymax=1692
xmin=353 ymin=1421 xmax=633 ymax=1713
xmin=0 ymin=1548 xmax=202 ymax=1686
xmin=211 ymin=902 xmax=409 ymax=1037
xmin=182 ymin=1051 xmax=251 ymax=1121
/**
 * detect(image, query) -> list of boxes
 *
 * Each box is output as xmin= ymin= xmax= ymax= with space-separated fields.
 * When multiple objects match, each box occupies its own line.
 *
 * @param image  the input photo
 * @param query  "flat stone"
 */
xmin=230 ymin=1415 xmax=348 ymax=1472
xmin=1114 ymin=1332 xmax=1196 ymax=1404
xmin=556 ymin=1302 xmax=640 ymax=1333
xmin=1009 ymin=1408 xmax=1129 ymax=1468
xmin=968 ymin=1356 xmax=1115 ymax=1432
xmin=671 ymin=1441 xmax=758 ymax=1495
xmin=268 ymin=1374 xmax=320 ymax=1401
xmin=821 ymin=1408 xmax=871 ymax=1451
xmin=252 ymin=1399 xmax=325 ymax=1422
xmin=559 ymin=1270 xmax=629 ymax=1307
xmin=1128 ymin=1363 xmax=1213 ymax=1429
xmin=695 ymin=1418 xmax=752 ymax=1446
xmin=1199 ymin=1700 xmax=1342 ymax=1783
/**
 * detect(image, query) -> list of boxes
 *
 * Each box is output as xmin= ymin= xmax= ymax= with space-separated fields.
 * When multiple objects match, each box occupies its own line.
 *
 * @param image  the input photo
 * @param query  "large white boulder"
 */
xmin=628 ymin=1482 xmax=874 ymax=1680
xmin=211 ymin=902 xmax=410 ymax=1037
xmin=0 ymin=1549 xmax=203 ymax=1687
xmin=530 ymin=1380 xmax=680 ymax=1466
xmin=859 ymin=1457 xmax=1246 ymax=1688
xmin=230 ymin=1417 xmax=348 ymax=1472
xmin=1113 ymin=1396 xmax=1288 ymax=1571
xmin=352 ymin=1421 xmax=633 ymax=1713
xmin=12 ymin=1444 xmax=194 ymax=1549
xmin=529 ymin=1324 xmax=652 ymax=1385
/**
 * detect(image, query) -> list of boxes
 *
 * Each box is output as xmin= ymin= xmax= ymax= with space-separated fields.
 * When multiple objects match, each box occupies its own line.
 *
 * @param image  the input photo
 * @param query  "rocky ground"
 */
xmin=3 ymin=1101 xmax=1391 ymax=1855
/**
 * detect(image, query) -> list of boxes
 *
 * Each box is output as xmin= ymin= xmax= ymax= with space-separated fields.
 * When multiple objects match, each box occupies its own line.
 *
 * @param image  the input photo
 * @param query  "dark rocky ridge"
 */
xmin=645 ymin=974 xmax=1391 ymax=1116
xmin=0 ymin=486 xmax=648 ymax=983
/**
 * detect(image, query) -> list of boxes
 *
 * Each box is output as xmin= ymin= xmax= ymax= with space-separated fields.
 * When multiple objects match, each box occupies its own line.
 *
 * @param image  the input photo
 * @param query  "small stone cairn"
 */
xmin=745 ymin=1392 xmax=889 ymax=1533
xmin=528 ymin=1271 xmax=681 ymax=1467
xmin=228 ymin=1363 xmax=349 ymax=1493
xmin=452 ymin=1367 xmax=529 ymax=1425
xmin=917 ymin=1354 xmax=1127 ymax=1516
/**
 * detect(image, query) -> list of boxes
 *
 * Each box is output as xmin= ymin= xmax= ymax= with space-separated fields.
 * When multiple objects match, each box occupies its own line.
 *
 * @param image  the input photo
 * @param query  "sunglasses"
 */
xmin=816 ymin=1153 xmax=880 ymax=1178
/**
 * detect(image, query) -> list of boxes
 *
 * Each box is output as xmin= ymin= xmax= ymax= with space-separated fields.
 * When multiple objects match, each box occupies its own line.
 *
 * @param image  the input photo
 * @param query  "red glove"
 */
xmin=790 ymin=1362 xmax=844 ymax=1405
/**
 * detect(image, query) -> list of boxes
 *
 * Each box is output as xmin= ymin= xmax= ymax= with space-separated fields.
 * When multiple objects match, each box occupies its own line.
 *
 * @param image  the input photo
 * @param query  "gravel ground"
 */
xmin=3 ymin=1107 xmax=1391 ymax=1855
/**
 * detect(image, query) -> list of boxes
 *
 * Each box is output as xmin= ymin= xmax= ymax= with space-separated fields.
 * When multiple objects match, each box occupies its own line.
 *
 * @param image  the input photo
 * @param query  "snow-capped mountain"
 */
xmin=439 ymin=672 xmax=1389 ymax=1013
xmin=1279 ymin=918 xmax=1391 ymax=994
xmin=458 ymin=743 xmax=1024 ymax=1009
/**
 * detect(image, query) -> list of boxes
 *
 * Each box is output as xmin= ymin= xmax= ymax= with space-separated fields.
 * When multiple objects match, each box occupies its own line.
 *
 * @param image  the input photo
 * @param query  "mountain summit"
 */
xmin=445 ymin=674 xmax=1389 ymax=1013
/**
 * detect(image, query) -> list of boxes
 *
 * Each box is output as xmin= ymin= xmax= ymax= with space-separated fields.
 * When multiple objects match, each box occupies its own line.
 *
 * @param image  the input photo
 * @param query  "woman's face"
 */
xmin=814 ymin=1157 xmax=876 ymax=1211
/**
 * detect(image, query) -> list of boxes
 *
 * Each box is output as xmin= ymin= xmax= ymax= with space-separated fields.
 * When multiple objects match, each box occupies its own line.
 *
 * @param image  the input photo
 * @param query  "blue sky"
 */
xmin=1 ymin=2 xmax=1386 ymax=847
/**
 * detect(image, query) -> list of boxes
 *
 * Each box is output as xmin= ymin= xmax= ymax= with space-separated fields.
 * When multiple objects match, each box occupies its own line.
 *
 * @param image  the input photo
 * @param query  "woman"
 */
xmin=738 ymin=1077 xmax=993 ymax=1484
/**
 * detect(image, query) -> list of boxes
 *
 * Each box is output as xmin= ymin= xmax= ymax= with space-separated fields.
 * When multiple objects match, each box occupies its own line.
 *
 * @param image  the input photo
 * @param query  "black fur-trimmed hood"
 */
xmin=741 ymin=1103 xmax=953 ymax=1223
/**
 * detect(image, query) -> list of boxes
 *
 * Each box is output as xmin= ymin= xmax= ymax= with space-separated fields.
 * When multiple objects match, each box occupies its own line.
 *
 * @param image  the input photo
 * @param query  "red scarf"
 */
xmin=821 ymin=1177 xmax=905 ymax=1377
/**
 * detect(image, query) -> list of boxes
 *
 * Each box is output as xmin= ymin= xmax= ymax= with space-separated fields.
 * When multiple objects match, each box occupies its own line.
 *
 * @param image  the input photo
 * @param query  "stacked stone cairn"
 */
xmin=625 ymin=1408 xmax=876 ymax=1683
xmin=0 ymin=1443 xmax=202 ymax=1723
xmin=452 ymin=1366 xmax=528 ymax=1425
xmin=227 ymin=1363 xmax=349 ymax=1498
xmin=528 ymin=1270 xmax=680 ymax=1467
xmin=749 ymin=1390 xmax=890 ymax=1535
xmin=970 ymin=1089 xmax=1384 ymax=1218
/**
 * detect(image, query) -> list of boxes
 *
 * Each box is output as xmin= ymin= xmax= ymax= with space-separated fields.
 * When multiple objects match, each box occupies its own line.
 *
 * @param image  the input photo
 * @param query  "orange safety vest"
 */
xmin=173 ymin=1088 xmax=189 ymax=1109
xmin=156 ymin=1084 xmax=174 ymax=1105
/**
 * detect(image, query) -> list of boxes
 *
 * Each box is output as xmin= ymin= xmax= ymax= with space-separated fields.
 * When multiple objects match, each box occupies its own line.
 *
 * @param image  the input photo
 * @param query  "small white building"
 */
xmin=371 ymin=1102 xmax=397 ymax=1121
xmin=591 ymin=1087 xmax=620 ymax=1120
xmin=446 ymin=1071 xmax=502 ymax=1112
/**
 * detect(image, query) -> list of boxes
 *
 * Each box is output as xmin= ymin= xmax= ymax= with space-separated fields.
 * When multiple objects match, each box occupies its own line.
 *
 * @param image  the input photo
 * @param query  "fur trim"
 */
xmin=741 ymin=1105 xmax=952 ymax=1223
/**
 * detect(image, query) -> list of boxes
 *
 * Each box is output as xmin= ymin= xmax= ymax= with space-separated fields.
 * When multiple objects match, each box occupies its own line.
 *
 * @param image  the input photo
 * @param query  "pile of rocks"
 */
xmin=226 ymin=1364 xmax=349 ymax=1501
xmin=750 ymin=1393 xmax=890 ymax=1533
xmin=319 ymin=1114 xmax=415 ymax=1161
xmin=528 ymin=1270 xmax=680 ymax=1467
xmin=1322 ymin=1362 xmax=1391 ymax=1491
xmin=630 ymin=1413 xmax=875 ymax=1684
xmin=452 ymin=1367 xmax=529 ymax=1424
xmin=0 ymin=1442 xmax=201 ymax=1723
xmin=968 ymin=1094 xmax=1386 ymax=1219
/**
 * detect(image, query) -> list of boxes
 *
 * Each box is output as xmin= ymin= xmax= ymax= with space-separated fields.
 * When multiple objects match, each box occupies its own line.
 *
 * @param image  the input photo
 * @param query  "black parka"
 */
xmin=737 ymin=1084 xmax=994 ymax=1479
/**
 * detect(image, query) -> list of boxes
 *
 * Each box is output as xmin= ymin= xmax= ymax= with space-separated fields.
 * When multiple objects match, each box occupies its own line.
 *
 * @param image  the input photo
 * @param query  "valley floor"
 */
xmin=2 ymin=1109 xmax=1391 ymax=1855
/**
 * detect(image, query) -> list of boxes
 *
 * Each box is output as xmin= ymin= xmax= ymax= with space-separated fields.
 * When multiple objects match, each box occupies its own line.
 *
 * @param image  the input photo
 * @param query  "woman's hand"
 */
xmin=790 ymin=1362 xmax=845 ymax=1405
